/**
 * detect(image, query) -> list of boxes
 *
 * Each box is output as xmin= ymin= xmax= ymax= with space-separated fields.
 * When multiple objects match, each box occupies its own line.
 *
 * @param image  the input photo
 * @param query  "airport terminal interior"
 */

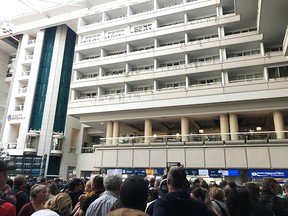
xmin=0 ymin=0 xmax=288 ymax=184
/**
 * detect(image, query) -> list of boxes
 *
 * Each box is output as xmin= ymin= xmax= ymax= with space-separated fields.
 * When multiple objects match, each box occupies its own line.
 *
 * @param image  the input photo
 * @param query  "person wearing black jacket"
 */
xmin=152 ymin=166 xmax=217 ymax=216
xmin=258 ymin=178 xmax=288 ymax=216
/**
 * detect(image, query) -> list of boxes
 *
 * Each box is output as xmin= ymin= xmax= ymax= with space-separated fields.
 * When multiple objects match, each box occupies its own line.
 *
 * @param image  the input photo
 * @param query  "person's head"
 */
xmin=13 ymin=175 xmax=27 ymax=188
xmin=261 ymin=177 xmax=279 ymax=195
xmin=0 ymin=160 xmax=15 ymax=189
xmin=45 ymin=192 xmax=72 ymax=216
xmin=245 ymin=182 xmax=260 ymax=200
xmin=228 ymin=181 xmax=237 ymax=189
xmin=193 ymin=178 xmax=201 ymax=187
xmin=167 ymin=166 xmax=187 ymax=192
xmin=200 ymin=179 xmax=209 ymax=191
xmin=92 ymin=176 xmax=104 ymax=192
xmin=149 ymin=177 xmax=156 ymax=187
xmin=104 ymin=174 xmax=122 ymax=194
xmin=48 ymin=182 xmax=59 ymax=196
xmin=107 ymin=208 xmax=149 ymax=216
xmin=219 ymin=180 xmax=228 ymax=189
xmin=116 ymin=175 xmax=148 ymax=211
xmin=84 ymin=180 xmax=93 ymax=193
xmin=69 ymin=178 xmax=83 ymax=192
xmin=210 ymin=187 xmax=225 ymax=201
xmin=191 ymin=187 xmax=206 ymax=202
xmin=30 ymin=184 xmax=48 ymax=201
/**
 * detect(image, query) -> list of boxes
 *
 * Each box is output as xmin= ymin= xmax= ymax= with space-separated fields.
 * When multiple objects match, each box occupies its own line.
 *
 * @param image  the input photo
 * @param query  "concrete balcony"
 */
xmin=89 ymin=131 xmax=288 ymax=169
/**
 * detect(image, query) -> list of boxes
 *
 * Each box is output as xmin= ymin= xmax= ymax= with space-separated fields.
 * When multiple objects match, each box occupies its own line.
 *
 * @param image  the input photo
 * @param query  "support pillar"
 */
xmin=220 ymin=114 xmax=230 ymax=141
xmin=181 ymin=117 xmax=189 ymax=142
xmin=106 ymin=121 xmax=113 ymax=145
xmin=145 ymin=119 xmax=152 ymax=144
xmin=112 ymin=121 xmax=120 ymax=145
xmin=229 ymin=113 xmax=239 ymax=140
xmin=273 ymin=111 xmax=286 ymax=139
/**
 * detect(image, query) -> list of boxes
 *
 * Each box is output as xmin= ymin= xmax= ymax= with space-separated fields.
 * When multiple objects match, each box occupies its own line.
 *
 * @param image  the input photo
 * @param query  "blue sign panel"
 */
xmin=247 ymin=170 xmax=288 ymax=178
xmin=209 ymin=169 xmax=222 ymax=178
xmin=228 ymin=169 xmax=240 ymax=176
xmin=154 ymin=169 xmax=164 ymax=175
xmin=135 ymin=169 xmax=146 ymax=176
xmin=185 ymin=169 xmax=199 ymax=175
xmin=122 ymin=169 xmax=135 ymax=174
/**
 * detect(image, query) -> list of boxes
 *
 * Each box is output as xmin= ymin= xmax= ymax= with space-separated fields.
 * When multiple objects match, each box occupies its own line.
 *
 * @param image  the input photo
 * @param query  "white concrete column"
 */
xmin=260 ymin=42 xmax=265 ymax=56
xmin=229 ymin=113 xmax=239 ymax=140
xmin=185 ymin=53 xmax=189 ymax=65
xmin=220 ymin=114 xmax=230 ymax=141
xmin=106 ymin=121 xmax=113 ymax=145
xmin=264 ymin=67 xmax=269 ymax=81
xmin=112 ymin=121 xmax=120 ymax=145
xmin=181 ymin=117 xmax=189 ymax=142
xmin=273 ymin=111 xmax=286 ymax=139
xmin=184 ymin=13 xmax=188 ymax=24
xmin=145 ymin=119 xmax=153 ymax=144
xmin=221 ymin=71 xmax=229 ymax=86
xmin=216 ymin=6 xmax=223 ymax=17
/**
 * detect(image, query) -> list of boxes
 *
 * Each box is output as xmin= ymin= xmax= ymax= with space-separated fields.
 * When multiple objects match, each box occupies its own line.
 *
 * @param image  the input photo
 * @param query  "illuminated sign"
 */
xmin=247 ymin=170 xmax=288 ymax=178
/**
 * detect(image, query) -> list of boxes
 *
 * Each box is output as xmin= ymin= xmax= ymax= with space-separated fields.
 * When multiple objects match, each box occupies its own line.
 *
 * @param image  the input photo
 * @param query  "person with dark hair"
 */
xmin=114 ymin=175 xmax=148 ymax=212
xmin=219 ymin=180 xmax=228 ymax=189
xmin=7 ymin=175 xmax=29 ymax=215
xmin=153 ymin=166 xmax=217 ymax=216
xmin=146 ymin=178 xmax=168 ymax=216
xmin=236 ymin=187 xmax=253 ymax=216
xmin=226 ymin=181 xmax=238 ymax=216
xmin=0 ymin=159 xmax=16 ymax=216
xmin=77 ymin=176 xmax=105 ymax=216
xmin=245 ymin=182 xmax=274 ymax=216
xmin=258 ymin=177 xmax=288 ymax=216
xmin=67 ymin=178 xmax=84 ymax=209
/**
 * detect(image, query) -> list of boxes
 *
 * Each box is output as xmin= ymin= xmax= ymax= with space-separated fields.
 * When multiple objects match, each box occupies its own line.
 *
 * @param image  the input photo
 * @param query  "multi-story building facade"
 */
xmin=0 ymin=0 xmax=288 ymax=182
xmin=69 ymin=0 xmax=288 ymax=181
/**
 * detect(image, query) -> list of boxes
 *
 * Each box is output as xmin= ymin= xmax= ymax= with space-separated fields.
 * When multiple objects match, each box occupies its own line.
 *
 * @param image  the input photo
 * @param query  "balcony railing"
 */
xmin=15 ymin=105 xmax=24 ymax=111
xmin=94 ymin=131 xmax=288 ymax=147
xmin=18 ymin=88 xmax=27 ymax=94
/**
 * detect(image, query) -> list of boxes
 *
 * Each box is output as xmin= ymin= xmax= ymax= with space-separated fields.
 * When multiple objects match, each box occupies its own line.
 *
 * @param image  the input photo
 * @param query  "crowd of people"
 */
xmin=1 ymin=159 xmax=288 ymax=216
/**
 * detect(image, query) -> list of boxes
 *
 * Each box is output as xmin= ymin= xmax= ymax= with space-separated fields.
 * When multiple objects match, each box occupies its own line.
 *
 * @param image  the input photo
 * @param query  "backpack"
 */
xmin=4 ymin=190 xmax=24 ymax=206
xmin=214 ymin=200 xmax=229 ymax=216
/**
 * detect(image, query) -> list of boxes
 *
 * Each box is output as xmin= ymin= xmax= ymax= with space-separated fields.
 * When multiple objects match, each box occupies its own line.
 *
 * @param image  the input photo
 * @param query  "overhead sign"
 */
xmin=247 ymin=170 xmax=288 ymax=178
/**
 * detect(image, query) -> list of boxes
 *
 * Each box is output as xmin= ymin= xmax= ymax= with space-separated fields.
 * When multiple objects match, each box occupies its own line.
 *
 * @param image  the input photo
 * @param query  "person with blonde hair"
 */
xmin=31 ymin=192 xmax=72 ymax=216
xmin=18 ymin=184 xmax=47 ymax=216
xmin=107 ymin=208 xmax=149 ymax=216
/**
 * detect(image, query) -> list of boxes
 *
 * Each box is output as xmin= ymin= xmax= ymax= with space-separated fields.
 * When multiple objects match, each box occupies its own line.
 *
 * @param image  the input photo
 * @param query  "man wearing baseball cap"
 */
xmin=0 ymin=159 xmax=16 ymax=216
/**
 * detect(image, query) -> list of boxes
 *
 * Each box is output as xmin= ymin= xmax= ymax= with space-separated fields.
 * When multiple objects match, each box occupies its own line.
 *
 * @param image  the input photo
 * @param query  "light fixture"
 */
xmin=256 ymin=127 xmax=262 ymax=132
xmin=199 ymin=129 xmax=204 ymax=134
xmin=176 ymin=133 xmax=180 ymax=137
xmin=153 ymin=134 xmax=157 ymax=137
